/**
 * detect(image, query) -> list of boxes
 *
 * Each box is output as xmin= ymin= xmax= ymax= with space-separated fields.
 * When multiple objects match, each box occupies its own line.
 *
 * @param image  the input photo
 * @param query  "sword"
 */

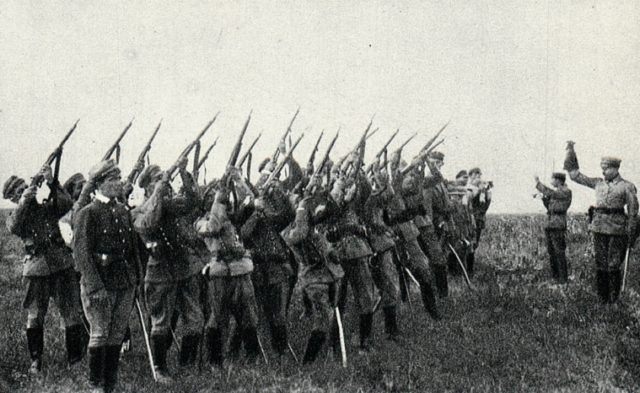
xmin=135 ymin=299 xmax=157 ymax=381
xmin=335 ymin=307 xmax=347 ymax=368
xmin=257 ymin=333 xmax=269 ymax=365
xmin=287 ymin=341 xmax=299 ymax=363
xmin=447 ymin=243 xmax=474 ymax=290
xmin=622 ymin=247 xmax=631 ymax=293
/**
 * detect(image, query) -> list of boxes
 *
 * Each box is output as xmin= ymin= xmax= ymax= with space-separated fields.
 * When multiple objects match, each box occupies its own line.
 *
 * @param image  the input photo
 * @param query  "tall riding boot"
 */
xmin=103 ymin=345 xmax=122 ymax=393
xmin=433 ymin=265 xmax=449 ymax=298
xmin=151 ymin=334 xmax=173 ymax=383
xmin=358 ymin=313 xmax=373 ymax=352
xmin=65 ymin=324 xmax=86 ymax=365
xmin=26 ymin=327 xmax=44 ymax=374
xmin=420 ymin=282 xmax=442 ymax=321
xmin=179 ymin=334 xmax=200 ymax=366
xmin=88 ymin=346 xmax=105 ymax=391
xmin=556 ymin=253 xmax=568 ymax=284
xmin=242 ymin=327 xmax=260 ymax=363
xmin=303 ymin=330 xmax=326 ymax=364
xmin=596 ymin=270 xmax=610 ymax=304
xmin=609 ymin=270 xmax=623 ymax=304
xmin=382 ymin=306 xmax=400 ymax=340
xmin=466 ymin=252 xmax=475 ymax=278
xmin=228 ymin=328 xmax=244 ymax=360
xmin=206 ymin=328 xmax=224 ymax=368
xmin=271 ymin=324 xmax=288 ymax=357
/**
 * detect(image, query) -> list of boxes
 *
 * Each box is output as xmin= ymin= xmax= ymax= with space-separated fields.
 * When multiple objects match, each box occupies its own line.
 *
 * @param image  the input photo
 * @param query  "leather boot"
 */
xmin=420 ymin=283 xmax=442 ymax=321
xmin=557 ymin=254 xmax=569 ymax=283
xmin=358 ymin=313 xmax=373 ymax=352
xmin=103 ymin=345 xmax=121 ymax=393
xmin=303 ymin=330 xmax=326 ymax=364
xmin=433 ymin=265 xmax=449 ymax=298
xmin=609 ymin=270 xmax=623 ymax=304
xmin=65 ymin=324 xmax=86 ymax=365
xmin=271 ymin=324 xmax=288 ymax=357
xmin=151 ymin=334 xmax=173 ymax=384
xmin=206 ymin=328 xmax=224 ymax=368
xmin=383 ymin=306 xmax=400 ymax=340
xmin=466 ymin=252 xmax=475 ymax=278
xmin=179 ymin=334 xmax=200 ymax=366
xmin=88 ymin=346 xmax=105 ymax=389
xmin=596 ymin=270 xmax=610 ymax=304
xmin=242 ymin=327 xmax=260 ymax=363
xmin=26 ymin=327 xmax=43 ymax=374
xmin=228 ymin=328 xmax=243 ymax=360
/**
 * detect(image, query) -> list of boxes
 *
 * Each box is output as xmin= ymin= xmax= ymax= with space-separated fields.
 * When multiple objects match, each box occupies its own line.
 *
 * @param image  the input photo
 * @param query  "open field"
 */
xmin=2 ymin=210 xmax=640 ymax=392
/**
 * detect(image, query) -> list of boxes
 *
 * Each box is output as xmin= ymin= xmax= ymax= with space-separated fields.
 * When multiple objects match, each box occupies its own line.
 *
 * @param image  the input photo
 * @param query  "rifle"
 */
xmin=343 ymin=117 xmax=374 ymax=176
xmin=260 ymin=133 xmax=305 ymax=191
xmin=272 ymin=108 xmax=299 ymax=163
xmin=168 ymin=114 xmax=219 ymax=180
xmin=305 ymin=130 xmax=340 ymax=192
xmin=306 ymin=130 xmax=325 ymax=171
xmin=32 ymin=119 xmax=80 ymax=187
xmin=194 ymin=136 xmax=220 ymax=181
xmin=420 ymin=121 xmax=449 ymax=153
xmin=237 ymin=132 xmax=262 ymax=168
xmin=126 ymin=120 xmax=162 ymax=185
xmin=364 ymin=129 xmax=400 ymax=175
xmin=227 ymin=111 xmax=252 ymax=169
xmin=102 ymin=118 xmax=134 ymax=163
xmin=399 ymin=137 xmax=445 ymax=176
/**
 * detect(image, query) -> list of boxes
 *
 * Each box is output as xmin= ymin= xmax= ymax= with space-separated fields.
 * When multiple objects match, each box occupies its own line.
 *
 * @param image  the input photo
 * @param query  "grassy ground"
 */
xmin=2 ymin=210 xmax=640 ymax=392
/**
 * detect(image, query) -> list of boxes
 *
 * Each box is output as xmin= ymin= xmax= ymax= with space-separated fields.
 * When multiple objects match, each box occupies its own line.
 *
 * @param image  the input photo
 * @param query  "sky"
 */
xmin=1 ymin=0 xmax=639 ymax=212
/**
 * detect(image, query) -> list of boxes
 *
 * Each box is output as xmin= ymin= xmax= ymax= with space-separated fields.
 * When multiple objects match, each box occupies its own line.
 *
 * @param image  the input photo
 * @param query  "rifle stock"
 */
xmin=272 ymin=107 xmax=300 ymax=162
xmin=227 ymin=111 xmax=252 ymax=168
xmin=33 ymin=119 xmax=80 ymax=187
xmin=127 ymin=120 xmax=162 ymax=184
xmin=307 ymin=130 xmax=325 ymax=170
xmin=102 ymin=118 xmax=134 ymax=162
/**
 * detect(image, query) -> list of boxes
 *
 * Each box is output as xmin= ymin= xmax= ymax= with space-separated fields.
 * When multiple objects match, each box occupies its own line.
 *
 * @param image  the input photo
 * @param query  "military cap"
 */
xmin=3 ymin=175 xmax=27 ymax=200
xmin=469 ymin=167 xmax=482 ymax=176
xmin=601 ymin=156 xmax=621 ymax=168
xmin=456 ymin=170 xmax=468 ymax=179
xmin=428 ymin=151 xmax=445 ymax=161
xmin=258 ymin=157 xmax=272 ymax=174
xmin=63 ymin=173 xmax=85 ymax=194
xmin=137 ymin=164 xmax=163 ymax=189
xmin=88 ymin=159 xmax=121 ymax=184
xmin=552 ymin=172 xmax=566 ymax=182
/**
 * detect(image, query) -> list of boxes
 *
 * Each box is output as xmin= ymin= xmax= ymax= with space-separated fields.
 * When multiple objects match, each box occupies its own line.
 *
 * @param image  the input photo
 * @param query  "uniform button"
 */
xmin=103 ymin=229 xmax=108 ymax=233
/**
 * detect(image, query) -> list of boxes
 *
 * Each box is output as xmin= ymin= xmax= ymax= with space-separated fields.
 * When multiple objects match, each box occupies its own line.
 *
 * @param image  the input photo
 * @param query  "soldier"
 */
xmin=535 ymin=173 xmax=572 ymax=283
xmin=195 ymin=168 xmax=260 ymax=368
xmin=446 ymin=176 xmax=476 ymax=276
xmin=565 ymin=143 xmax=639 ymax=303
xmin=73 ymin=159 xmax=141 ymax=393
xmin=467 ymin=167 xmax=492 ymax=276
xmin=3 ymin=167 xmax=88 ymax=374
xmin=283 ymin=187 xmax=344 ymax=363
xmin=131 ymin=160 xmax=205 ymax=382
xmin=240 ymin=164 xmax=296 ymax=359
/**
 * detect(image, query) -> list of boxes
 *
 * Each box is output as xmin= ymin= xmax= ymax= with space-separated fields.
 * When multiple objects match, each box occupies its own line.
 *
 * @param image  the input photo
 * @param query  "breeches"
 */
xmin=399 ymin=239 xmax=432 ymax=285
xmin=81 ymin=287 xmax=134 ymax=347
xmin=370 ymin=250 xmax=399 ymax=308
xmin=252 ymin=262 xmax=291 ymax=327
xmin=206 ymin=274 xmax=258 ymax=331
xmin=302 ymin=282 xmax=338 ymax=333
xmin=144 ymin=275 xmax=204 ymax=337
xmin=337 ymin=257 xmax=375 ymax=314
xmin=418 ymin=227 xmax=447 ymax=267
xmin=593 ymin=233 xmax=627 ymax=272
xmin=23 ymin=268 xmax=82 ymax=329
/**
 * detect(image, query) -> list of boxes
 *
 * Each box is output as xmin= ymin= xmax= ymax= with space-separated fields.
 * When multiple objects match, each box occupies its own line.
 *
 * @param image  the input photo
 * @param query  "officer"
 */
xmin=73 ymin=159 xmax=141 ymax=393
xmin=565 ymin=143 xmax=639 ymax=303
xmin=535 ymin=173 xmax=572 ymax=283
xmin=467 ymin=167 xmax=492 ymax=276
xmin=4 ymin=166 xmax=87 ymax=374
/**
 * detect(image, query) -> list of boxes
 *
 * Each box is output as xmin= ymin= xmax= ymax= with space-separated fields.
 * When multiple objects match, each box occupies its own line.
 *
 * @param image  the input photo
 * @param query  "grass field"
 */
xmin=2 ymin=210 xmax=640 ymax=392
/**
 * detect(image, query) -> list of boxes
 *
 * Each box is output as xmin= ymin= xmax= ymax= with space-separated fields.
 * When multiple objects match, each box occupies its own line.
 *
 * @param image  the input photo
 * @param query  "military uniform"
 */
xmin=196 ymin=197 xmax=260 ymax=367
xmin=362 ymin=184 xmax=401 ymax=339
xmin=240 ymin=183 xmax=295 ymax=356
xmin=536 ymin=176 xmax=572 ymax=282
xmin=385 ymin=172 xmax=441 ymax=320
xmin=467 ymin=177 xmax=492 ymax=275
xmin=73 ymin=160 xmax=141 ymax=393
xmin=132 ymin=167 xmax=205 ymax=375
xmin=568 ymin=156 xmax=639 ymax=303
xmin=4 ymin=176 xmax=86 ymax=372
xmin=283 ymin=195 xmax=344 ymax=363
xmin=445 ymin=183 xmax=476 ymax=277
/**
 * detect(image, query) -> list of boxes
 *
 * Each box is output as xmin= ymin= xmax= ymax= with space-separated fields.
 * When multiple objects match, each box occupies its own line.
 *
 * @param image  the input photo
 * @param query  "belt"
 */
xmin=547 ymin=212 xmax=567 ymax=216
xmin=93 ymin=253 xmax=127 ymax=266
xmin=594 ymin=207 xmax=626 ymax=215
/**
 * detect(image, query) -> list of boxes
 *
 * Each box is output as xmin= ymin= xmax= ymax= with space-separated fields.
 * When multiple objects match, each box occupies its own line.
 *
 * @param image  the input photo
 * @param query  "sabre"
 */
xmin=335 ymin=307 xmax=347 ymax=368
xmin=622 ymin=247 xmax=631 ymax=293
xmin=135 ymin=299 xmax=157 ymax=382
xmin=287 ymin=341 xmax=299 ymax=363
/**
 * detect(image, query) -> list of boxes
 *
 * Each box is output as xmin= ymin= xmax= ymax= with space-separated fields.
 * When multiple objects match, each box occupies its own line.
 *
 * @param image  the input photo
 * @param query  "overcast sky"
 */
xmin=1 ymin=1 xmax=639 ymax=212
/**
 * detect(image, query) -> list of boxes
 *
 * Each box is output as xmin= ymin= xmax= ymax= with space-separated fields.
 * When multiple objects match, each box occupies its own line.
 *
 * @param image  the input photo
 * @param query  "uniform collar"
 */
xmin=94 ymin=191 xmax=112 ymax=204
xmin=606 ymin=174 xmax=622 ymax=184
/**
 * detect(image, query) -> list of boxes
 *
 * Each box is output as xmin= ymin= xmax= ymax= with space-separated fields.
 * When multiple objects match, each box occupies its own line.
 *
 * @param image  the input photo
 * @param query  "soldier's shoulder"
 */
xmin=621 ymin=178 xmax=638 ymax=193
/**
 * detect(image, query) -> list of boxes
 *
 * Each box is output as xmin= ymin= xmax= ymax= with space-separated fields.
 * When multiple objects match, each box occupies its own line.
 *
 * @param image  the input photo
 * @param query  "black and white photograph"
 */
xmin=1 ymin=1 xmax=639 ymax=392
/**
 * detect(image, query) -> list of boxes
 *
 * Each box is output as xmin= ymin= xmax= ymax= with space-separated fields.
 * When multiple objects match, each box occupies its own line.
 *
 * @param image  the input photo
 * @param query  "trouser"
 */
xmin=81 ymin=287 xmax=135 ymax=348
xmin=545 ymin=228 xmax=568 ymax=282
xmin=252 ymin=261 xmax=292 ymax=355
xmin=370 ymin=250 xmax=399 ymax=308
xmin=417 ymin=226 xmax=447 ymax=267
xmin=397 ymin=239 xmax=441 ymax=319
xmin=302 ymin=281 xmax=338 ymax=333
xmin=145 ymin=275 xmax=204 ymax=337
xmin=336 ymin=257 xmax=376 ymax=314
xmin=23 ymin=268 xmax=83 ymax=329
xmin=593 ymin=233 xmax=628 ymax=303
